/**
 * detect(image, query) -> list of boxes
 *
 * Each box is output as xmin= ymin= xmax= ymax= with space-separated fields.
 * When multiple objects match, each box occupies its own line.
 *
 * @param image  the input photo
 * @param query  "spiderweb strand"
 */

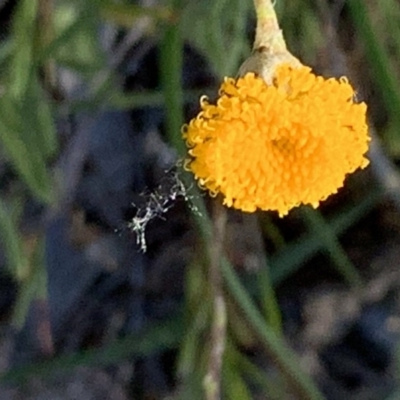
xmin=128 ymin=169 xmax=200 ymax=252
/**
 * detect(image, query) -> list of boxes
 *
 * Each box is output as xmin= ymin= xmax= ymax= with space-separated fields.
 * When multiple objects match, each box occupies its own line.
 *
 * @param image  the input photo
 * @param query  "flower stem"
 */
xmin=204 ymin=200 xmax=227 ymax=400
xmin=253 ymin=0 xmax=287 ymax=53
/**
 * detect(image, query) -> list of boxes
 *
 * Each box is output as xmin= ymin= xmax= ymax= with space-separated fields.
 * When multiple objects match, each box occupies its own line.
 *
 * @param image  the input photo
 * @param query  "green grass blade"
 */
xmin=8 ymin=0 xmax=38 ymax=98
xmin=99 ymin=3 xmax=172 ymax=28
xmin=258 ymin=263 xmax=282 ymax=334
xmin=221 ymin=258 xmax=324 ymax=399
xmin=231 ymin=344 xmax=286 ymax=400
xmin=223 ymin=349 xmax=253 ymax=400
xmin=347 ymin=0 xmax=400 ymax=133
xmin=181 ymin=0 xmax=251 ymax=78
xmin=244 ymin=215 xmax=282 ymax=334
xmin=21 ymin=74 xmax=58 ymax=159
xmin=38 ymin=6 xmax=91 ymax=62
xmin=0 ymin=198 xmax=27 ymax=280
xmin=270 ymin=189 xmax=381 ymax=285
xmin=0 ymin=102 xmax=53 ymax=203
xmin=0 ymin=317 xmax=183 ymax=384
xmin=300 ymin=207 xmax=363 ymax=287
xmin=11 ymin=236 xmax=47 ymax=329
xmin=159 ymin=0 xmax=185 ymax=156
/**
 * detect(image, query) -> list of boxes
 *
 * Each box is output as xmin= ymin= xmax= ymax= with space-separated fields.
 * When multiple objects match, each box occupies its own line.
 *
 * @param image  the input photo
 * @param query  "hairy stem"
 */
xmin=253 ymin=0 xmax=286 ymax=52
xmin=204 ymin=200 xmax=227 ymax=400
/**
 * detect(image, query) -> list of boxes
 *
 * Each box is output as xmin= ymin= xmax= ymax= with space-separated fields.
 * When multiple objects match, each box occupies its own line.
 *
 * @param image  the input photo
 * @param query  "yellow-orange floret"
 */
xmin=183 ymin=64 xmax=369 ymax=215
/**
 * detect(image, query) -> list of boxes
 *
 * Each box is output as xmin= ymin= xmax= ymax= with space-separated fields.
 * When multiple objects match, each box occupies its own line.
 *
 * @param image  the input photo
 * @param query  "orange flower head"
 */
xmin=182 ymin=64 xmax=369 ymax=215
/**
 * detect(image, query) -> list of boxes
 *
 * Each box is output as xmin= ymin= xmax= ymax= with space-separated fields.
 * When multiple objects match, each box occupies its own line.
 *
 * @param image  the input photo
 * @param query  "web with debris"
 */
xmin=128 ymin=169 xmax=201 ymax=252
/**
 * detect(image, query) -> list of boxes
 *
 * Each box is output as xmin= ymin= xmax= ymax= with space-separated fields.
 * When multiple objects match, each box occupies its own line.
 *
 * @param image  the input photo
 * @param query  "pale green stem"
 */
xmin=252 ymin=0 xmax=287 ymax=52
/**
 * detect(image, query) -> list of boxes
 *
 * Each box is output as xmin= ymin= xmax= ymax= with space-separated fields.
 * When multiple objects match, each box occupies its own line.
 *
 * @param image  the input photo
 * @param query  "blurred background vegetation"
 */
xmin=0 ymin=0 xmax=399 ymax=399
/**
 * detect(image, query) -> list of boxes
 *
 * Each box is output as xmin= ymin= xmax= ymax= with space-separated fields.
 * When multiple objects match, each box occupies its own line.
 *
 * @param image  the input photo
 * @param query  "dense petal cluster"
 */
xmin=183 ymin=64 xmax=369 ymax=215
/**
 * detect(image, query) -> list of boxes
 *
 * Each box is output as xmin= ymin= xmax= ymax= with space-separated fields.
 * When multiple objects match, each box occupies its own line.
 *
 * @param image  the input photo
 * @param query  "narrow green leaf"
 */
xmin=100 ymin=3 xmax=173 ymax=28
xmin=0 ymin=39 xmax=13 ymax=70
xmin=347 ymin=0 xmax=400 ymax=137
xmin=11 ymin=236 xmax=46 ymax=329
xmin=38 ymin=6 xmax=91 ymax=62
xmin=258 ymin=264 xmax=282 ymax=334
xmin=301 ymin=207 xmax=363 ymax=287
xmin=40 ymin=3 xmax=105 ymax=73
xmin=0 ymin=198 xmax=27 ymax=280
xmin=270 ymin=189 xmax=381 ymax=285
xmin=233 ymin=347 xmax=286 ymax=400
xmin=159 ymin=2 xmax=185 ymax=155
xmin=8 ymin=0 xmax=38 ymax=98
xmin=0 ymin=98 xmax=53 ymax=203
xmin=181 ymin=0 xmax=251 ymax=78
xmin=21 ymin=74 xmax=58 ymax=159
xmin=0 ymin=317 xmax=183 ymax=384
xmin=223 ymin=351 xmax=253 ymax=400
xmin=221 ymin=258 xmax=324 ymax=400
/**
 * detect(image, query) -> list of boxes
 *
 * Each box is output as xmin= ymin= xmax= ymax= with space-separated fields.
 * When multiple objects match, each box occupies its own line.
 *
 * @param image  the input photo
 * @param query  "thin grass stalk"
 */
xmin=204 ymin=200 xmax=227 ymax=400
xmin=220 ymin=258 xmax=324 ymax=400
xmin=159 ymin=0 xmax=185 ymax=155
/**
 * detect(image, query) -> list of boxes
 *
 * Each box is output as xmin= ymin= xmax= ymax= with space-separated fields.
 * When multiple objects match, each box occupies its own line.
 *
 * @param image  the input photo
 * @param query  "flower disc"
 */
xmin=183 ymin=64 xmax=369 ymax=215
